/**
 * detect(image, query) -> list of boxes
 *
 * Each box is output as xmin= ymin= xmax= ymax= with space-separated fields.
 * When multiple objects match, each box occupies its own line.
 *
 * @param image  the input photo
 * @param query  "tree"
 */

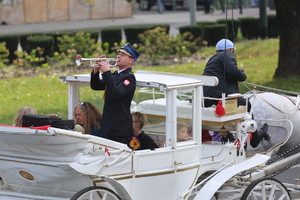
xmin=273 ymin=0 xmax=300 ymax=78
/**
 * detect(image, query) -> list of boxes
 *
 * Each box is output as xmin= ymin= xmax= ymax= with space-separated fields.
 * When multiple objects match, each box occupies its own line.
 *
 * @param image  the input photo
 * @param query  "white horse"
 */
xmin=246 ymin=90 xmax=300 ymax=158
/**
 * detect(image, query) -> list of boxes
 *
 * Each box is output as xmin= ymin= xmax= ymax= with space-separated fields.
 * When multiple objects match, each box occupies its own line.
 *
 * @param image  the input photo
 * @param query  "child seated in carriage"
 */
xmin=129 ymin=112 xmax=158 ymax=150
xmin=13 ymin=106 xmax=37 ymax=127
xmin=177 ymin=122 xmax=191 ymax=142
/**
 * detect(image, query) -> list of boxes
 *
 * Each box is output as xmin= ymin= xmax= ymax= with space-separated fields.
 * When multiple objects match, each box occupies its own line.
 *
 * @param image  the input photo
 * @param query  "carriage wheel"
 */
xmin=241 ymin=178 xmax=291 ymax=200
xmin=70 ymin=186 xmax=121 ymax=200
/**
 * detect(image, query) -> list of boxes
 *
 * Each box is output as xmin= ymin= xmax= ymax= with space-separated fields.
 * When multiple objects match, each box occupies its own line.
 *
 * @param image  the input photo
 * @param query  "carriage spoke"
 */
xmin=102 ymin=192 xmax=108 ymax=200
xmin=71 ymin=186 xmax=121 ymax=200
xmin=241 ymin=178 xmax=291 ymax=200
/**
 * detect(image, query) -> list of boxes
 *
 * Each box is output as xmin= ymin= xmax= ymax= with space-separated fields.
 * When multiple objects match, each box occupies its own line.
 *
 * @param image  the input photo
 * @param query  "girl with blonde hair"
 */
xmin=13 ymin=106 xmax=37 ymax=126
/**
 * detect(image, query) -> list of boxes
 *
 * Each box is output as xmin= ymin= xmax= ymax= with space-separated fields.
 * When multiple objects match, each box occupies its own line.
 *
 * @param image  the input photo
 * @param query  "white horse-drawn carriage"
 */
xmin=0 ymin=70 xmax=299 ymax=200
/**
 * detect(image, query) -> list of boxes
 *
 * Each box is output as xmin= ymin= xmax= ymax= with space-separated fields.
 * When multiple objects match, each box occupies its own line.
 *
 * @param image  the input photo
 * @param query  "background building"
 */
xmin=0 ymin=0 xmax=133 ymax=24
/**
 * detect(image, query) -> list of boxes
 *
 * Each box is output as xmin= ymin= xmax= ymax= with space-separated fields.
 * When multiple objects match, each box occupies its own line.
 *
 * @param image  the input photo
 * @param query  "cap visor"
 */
xmin=117 ymin=49 xmax=132 ymax=58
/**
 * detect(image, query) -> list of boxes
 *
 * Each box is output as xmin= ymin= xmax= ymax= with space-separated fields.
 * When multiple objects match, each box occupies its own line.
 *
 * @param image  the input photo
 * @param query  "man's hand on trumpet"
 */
xmin=93 ymin=55 xmax=110 ymax=74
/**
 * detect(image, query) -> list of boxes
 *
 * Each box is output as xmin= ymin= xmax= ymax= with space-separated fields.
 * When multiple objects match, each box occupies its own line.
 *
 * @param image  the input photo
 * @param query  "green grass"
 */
xmin=0 ymin=74 xmax=104 ymax=125
xmin=1 ymin=38 xmax=300 ymax=125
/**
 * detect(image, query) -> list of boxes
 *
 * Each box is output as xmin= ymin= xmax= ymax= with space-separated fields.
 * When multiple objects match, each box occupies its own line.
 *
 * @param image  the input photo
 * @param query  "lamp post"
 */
xmin=189 ymin=0 xmax=196 ymax=25
xmin=259 ymin=0 xmax=268 ymax=38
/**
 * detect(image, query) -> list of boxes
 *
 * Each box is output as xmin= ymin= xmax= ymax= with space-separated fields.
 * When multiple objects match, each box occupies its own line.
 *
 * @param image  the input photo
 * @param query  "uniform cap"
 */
xmin=117 ymin=43 xmax=140 ymax=62
xmin=216 ymin=39 xmax=236 ymax=51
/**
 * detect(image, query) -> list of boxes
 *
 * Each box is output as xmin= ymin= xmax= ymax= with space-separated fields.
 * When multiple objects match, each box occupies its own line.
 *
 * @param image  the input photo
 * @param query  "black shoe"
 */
xmin=250 ymin=123 xmax=269 ymax=148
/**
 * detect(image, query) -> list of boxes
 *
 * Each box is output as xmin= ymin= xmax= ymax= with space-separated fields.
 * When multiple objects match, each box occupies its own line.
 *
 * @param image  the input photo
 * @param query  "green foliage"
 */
xmin=149 ymin=24 xmax=170 ymax=34
xmin=196 ymin=21 xmax=217 ymax=26
xmin=47 ymin=32 xmax=64 ymax=53
xmin=267 ymin=15 xmax=279 ymax=38
xmin=19 ymin=33 xmax=42 ymax=52
xmin=26 ymin=35 xmax=54 ymax=59
xmin=46 ymin=50 xmax=77 ymax=71
xmin=123 ymin=25 xmax=169 ymax=46
xmin=0 ymin=42 xmax=9 ymax=65
xmin=239 ymin=17 xmax=260 ymax=39
xmin=101 ymin=27 xmax=122 ymax=48
xmin=216 ymin=19 xmax=240 ymax=41
xmin=57 ymin=31 xmax=97 ymax=57
xmin=91 ymin=42 xmax=121 ymax=58
xmin=124 ymin=26 xmax=151 ymax=45
xmin=0 ymin=75 xmax=103 ymax=125
xmin=1 ymin=39 xmax=300 ymax=126
xmin=178 ymin=25 xmax=203 ymax=41
xmin=81 ymin=30 xmax=99 ymax=43
xmin=202 ymin=24 xmax=227 ymax=46
xmin=0 ymin=35 xmax=19 ymax=63
xmin=137 ymin=27 xmax=200 ymax=65
xmin=0 ymin=42 xmax=9 ymax=77
xmin=14 ymin=48 xmax=45 ymax=68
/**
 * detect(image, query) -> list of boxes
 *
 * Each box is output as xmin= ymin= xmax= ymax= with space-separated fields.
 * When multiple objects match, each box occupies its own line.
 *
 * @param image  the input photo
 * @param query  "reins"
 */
xmin=242 ymin=82 xmax=300 ymax=114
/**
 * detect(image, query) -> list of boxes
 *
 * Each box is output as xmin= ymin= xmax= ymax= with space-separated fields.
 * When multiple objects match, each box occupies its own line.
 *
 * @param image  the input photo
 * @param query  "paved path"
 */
xmin=0 ymin=7 xmax=276 ymax=36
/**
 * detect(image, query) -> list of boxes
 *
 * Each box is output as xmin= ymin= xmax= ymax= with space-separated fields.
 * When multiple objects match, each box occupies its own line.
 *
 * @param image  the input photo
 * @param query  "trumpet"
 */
xmin=75 ymin=54 xmax=118 ymax=67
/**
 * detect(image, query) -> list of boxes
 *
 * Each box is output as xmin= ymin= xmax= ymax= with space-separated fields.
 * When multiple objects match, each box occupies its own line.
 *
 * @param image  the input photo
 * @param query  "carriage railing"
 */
xmin=243 ymin=82 xmax=300 ymax=114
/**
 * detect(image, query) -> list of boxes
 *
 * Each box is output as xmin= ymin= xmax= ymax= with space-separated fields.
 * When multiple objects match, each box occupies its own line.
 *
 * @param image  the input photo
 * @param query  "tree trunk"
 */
xmin=273 ymin=0 xmax=300 ymax=78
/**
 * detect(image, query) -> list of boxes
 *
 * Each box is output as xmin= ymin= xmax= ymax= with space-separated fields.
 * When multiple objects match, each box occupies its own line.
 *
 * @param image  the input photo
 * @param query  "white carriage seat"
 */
xmin=137 ymin=97 xmax=247 ymax=132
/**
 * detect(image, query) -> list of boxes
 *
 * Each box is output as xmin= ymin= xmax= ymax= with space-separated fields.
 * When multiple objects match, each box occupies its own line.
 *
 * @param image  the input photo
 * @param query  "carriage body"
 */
xmin=0 ymin=71 xmax=299 ymax=200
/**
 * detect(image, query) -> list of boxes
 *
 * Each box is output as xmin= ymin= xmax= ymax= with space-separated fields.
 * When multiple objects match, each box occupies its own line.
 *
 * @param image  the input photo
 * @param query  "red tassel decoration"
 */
xmin=215 ymin=100 xmax=226 ymax=116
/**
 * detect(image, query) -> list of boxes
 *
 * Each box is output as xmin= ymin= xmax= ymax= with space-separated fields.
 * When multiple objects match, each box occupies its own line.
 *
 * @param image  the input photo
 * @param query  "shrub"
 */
xmin=196 ymin=21 xmax=217 ymax=26
xmin=101 ymin=27 xmax=122 ymax=49
xmin=124 ymin=26 xmax=152 ymax=45
xmin=202 ymin=24 xmax=226 ymax=46
xmin=83 ymin=30 xmax=99 ymax=43
xmin=47 ymin=32 xmax=64 ymax=53
xmin=57 ymin=31 xmax=97 ymax=58
xmin=216 ymin=19 xmax=240 ymax=41
xmin=138 ymin=27 xmax=200 ymax=65
xmin=0 ymin=42 xmax=9 ymax=63
xmin=178 ymin=25 xmax=203 ymax=41
xmin=124 ymin=25 xmax=171 ymax=46
xmin=0 ymin=42 xmax=9 ymax=77
xmin=0 ymin=35 xmax=19 ymax=63
xmin=239 ymin=17 xmax=260 ymax=39
xmin=13 ymin=47 xmax=46 ymax=75
xmin=26 ymin=35 xmax=54 ymax=59
xmin=149 ymin=24 xmax=170 ymax=34
xmin=267 ymin=15 xmax=279 ymax=38
xmin=47 ymin=50 xmax=76 ymax=71
xmin=19 ymin=33 xmax=41 ymax=52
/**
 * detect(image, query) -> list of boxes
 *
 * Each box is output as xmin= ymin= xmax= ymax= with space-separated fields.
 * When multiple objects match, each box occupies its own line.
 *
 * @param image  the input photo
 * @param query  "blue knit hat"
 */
xmin=117 ymin=43 xmax=140 ymax=62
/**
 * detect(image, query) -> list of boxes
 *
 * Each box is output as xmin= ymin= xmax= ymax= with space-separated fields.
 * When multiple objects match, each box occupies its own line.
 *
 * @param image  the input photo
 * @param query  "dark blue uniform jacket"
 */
xmin=203 ymin=52 xmax=247 ymax=98
xmin=90 ymin=68 xmax=136 ymax=143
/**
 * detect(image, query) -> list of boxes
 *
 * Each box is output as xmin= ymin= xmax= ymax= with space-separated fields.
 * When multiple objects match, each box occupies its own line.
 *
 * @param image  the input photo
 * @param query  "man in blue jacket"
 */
xmin=203 ymin=38 xmax=247 ymax=107
xmin=203 ymin=39 xmax=270 ymax=147
xmin=90 ymin=43 xmax=140 ymax=144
